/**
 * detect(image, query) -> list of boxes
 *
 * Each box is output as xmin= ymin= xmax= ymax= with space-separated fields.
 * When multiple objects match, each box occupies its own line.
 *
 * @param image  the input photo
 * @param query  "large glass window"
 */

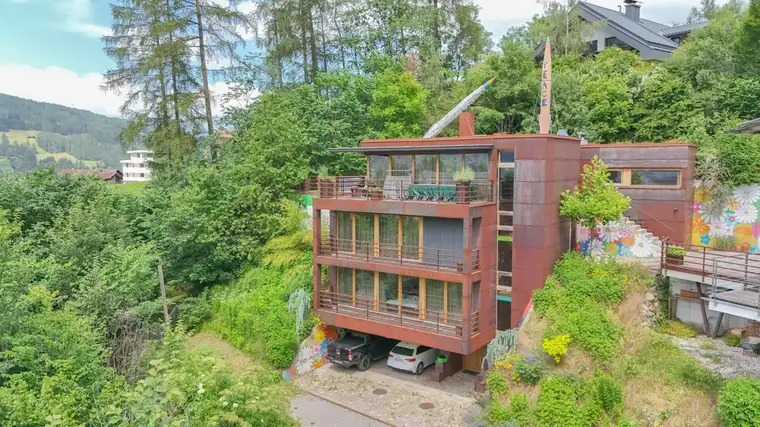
xmin=379 ymin=273 xmax=399 ymax=306
xmin=499 ymin=168 xmax=515 ymax=212
xmin=338 ymin=267 xmax=352 ymax=296
xmin=447 ymin=282 xmax=463 ymax=314
xmin=401 ymin=216 xmax=420 ymax=260
xmin=337 ymin=212 xmax=352 ymax=252
xmin=630 ymin=170 xmax=680 ymax=186
xmin=426 ymin=279 xmax=445 ymax=314
xmin=465 ymin=153 xmax=489 ymax=180
xmin=401 ymin=276 xmax=420 ymax=308
xmin=369 ymin=155 xmax=389 ymax=183
xmin=390 ymin=155 xmax=412 ymax=177
xmin=608 ymin=170 xmax=622 ymax=184
xmin=498 ymin=237 xmax=513 ymax=273
xmin=356 ymin=269 xmax=374 ymax=301
xmin=439 ymin=154 xmax=462 ymax=182
xmin=415 ymin=155 xmax=436 ymax=183
xmin=379 ymin=215 xmax=399 ymax=258
xmin=355 ymin=213 xmax=374 ymax=255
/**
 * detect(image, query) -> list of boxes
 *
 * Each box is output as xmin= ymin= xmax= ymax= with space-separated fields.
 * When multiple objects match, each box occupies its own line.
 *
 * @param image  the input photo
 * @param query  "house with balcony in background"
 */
xmin=120 ymin=150 xmax=153 ymax=182
xmin=311 ymin=113 xmax=581 ymax=373
xmin=535 ymin=0 xmax=707 ymax=61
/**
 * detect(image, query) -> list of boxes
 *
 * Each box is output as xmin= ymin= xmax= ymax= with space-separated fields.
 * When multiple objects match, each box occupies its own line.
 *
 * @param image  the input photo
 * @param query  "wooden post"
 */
xmin=419 ymin=278 xmax=427 ymax=320
xmin=695 ymin=282 xmax=710 ymax=334
xmin=352 ymin=213 xmax=356 ymax=255
xmin=374 ymin=272 xmax=380 ymax=311
xmin=418 ymin=217 xmax=424 ymax=261
xmin=374 ymin=214 xmax=380 ymax=257
xmin=443 ymin=281 xmax=449 ymax=324
xmin=158 ymin=264 xmax=169 ymax=324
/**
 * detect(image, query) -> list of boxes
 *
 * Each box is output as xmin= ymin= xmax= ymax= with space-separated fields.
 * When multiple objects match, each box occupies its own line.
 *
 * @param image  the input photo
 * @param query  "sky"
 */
xmin=0 ymin=0 xmax=722 ymax=118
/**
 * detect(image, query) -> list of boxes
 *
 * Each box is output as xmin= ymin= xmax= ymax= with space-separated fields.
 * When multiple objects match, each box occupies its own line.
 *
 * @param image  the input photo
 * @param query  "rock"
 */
xmin=645 ymin=292 xmax=656 ymax=302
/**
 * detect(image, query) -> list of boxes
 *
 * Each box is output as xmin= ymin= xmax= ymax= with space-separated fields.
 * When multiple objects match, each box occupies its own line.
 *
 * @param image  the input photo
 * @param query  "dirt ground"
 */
xmin=295 ymin=361 xmax=481 ymax=427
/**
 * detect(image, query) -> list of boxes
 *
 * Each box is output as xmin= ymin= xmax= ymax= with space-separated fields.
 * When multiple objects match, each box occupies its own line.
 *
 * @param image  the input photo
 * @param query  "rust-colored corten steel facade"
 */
xmin=581 ymin=143 xmax=697 ymax=244
xmin=311 ymin=114 xmax=580 ymax=358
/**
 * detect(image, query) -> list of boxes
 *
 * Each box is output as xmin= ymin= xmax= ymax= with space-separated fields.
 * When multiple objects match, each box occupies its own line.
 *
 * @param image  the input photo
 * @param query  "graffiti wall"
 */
xmin=282 ymin=323 xmax=340 ymax=381
xmin=578 ymin=219 xmax=661 ymax=258
xmin=692 ymin=184 xmax=760 ymax=253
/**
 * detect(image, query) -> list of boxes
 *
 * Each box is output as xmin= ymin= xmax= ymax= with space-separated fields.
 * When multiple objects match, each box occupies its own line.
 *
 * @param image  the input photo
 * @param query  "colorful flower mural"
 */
xmin=579 ymin=220 xmax=660 ymax=258
xmin=281 ymin=323 xmax=339 ymax=381
xmin=692 ymin=184 xmax=760 ymax=253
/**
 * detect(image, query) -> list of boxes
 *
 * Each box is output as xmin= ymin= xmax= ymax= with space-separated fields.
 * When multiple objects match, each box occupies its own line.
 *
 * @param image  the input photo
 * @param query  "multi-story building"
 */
xmin=120 ymin=150 xmax=153 ymax=182
xmin=311 ymin=113 xmax=580 ymax=371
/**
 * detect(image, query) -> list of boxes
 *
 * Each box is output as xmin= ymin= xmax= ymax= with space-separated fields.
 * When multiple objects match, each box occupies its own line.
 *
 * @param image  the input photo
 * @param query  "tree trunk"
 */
xmin=319 ymin=2 xmax=328 ymax=73
xmin=272 ymin=0 xmax=284 ymax=88
xmin=194 ymin=0 xmax=216 ymax=147
xmin=432 ymin=0 xmax=441 ymax=53
xmin=331 ymin=0 xmax=346 ymax=70
xmin=166 ymin=0 xmax=182 ymax=136
xmin=308 ymin=0 xmax=318 ymax=81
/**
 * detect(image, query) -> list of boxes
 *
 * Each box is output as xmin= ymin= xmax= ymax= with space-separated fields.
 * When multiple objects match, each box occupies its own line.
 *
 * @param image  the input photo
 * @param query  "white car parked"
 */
xmin=387 ymin=342 xmax=439 ymax=374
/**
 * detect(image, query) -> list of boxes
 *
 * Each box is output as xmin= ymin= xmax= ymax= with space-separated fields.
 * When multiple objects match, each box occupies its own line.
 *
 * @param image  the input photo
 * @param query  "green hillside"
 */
xmin=0 ymin=94 xmax=127 ymax=172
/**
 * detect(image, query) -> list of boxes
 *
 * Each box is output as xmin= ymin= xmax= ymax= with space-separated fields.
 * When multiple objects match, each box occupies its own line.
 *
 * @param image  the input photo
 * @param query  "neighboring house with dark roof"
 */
xmin=61 ymin=169 xmax=123 ymax=184
xmin=535 ymin=0 xmax=707 ymax=61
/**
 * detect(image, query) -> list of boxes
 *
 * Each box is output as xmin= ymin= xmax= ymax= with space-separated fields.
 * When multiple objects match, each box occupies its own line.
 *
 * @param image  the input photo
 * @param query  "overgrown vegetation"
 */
xmin=717 ymin=376 xmax=760 ymax=427
xmin=483 ymin=254 xmax=727 ymax=426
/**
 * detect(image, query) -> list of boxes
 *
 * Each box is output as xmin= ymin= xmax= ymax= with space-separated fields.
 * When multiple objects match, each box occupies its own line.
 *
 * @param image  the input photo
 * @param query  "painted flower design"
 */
xmin=694 ymin=185 xmax=709 ymax=202
xmin=619 ymin=234 xmax=635 ymax=247
xmin=619 ymin=244 xmax=632 ymax=257
xmin=735 ymin=204 xmax=759 ymax=224
xmin=631 ymin=233 xmax=657 ymax=258
xmin=692 ymin=201 xmax=701 ymax=214
xmin=577 ymin=225 xmax=590 ymax=242
xmin=599 ymin=223 xmax=622 ymax=243
xmin=753 ymin=222 xmax=760 ymax=239
xmin=588 ymin=239 xmax=605 ymax=257
xmin=708 ymin=220 xmax=734 ymax=238
xmin=751 ymin=245 xmax=760 ymax=254
xmin=700 ymin=235 xmax=711 ymax=245
xmin=733 ymin=184 xmax=760 ymax=207
xmin=693 ymin=214 xmax=710 ymax=236
xmin=725 ymin=214 xmax=738 ymax=227
xmin=699 ymin=203 xmax=724 ymax=225
xmin=620 ymin=226 xmax=634 ymax=238
xmin=727 ymin=196 xmax=738 ymax=212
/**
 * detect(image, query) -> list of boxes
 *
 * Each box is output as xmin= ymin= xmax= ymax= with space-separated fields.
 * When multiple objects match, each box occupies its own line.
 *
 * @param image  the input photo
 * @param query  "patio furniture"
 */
xmin=406 ymin=184 xmax=457 ymax=202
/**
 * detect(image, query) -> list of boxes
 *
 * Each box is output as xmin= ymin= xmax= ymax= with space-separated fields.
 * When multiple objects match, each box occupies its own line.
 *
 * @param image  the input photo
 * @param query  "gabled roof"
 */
xmin=580 ymin=2 xmax=678 ymax=58
xmin=660 ymin=21 xmax=708 ymax=37
xmin=61 ymin=169 xmax=122 ymax=180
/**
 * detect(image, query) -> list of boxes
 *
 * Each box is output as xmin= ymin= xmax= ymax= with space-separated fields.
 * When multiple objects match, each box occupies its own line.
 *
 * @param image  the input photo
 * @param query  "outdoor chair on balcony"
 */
xmin=384 ymin=175 xmax=411 ymax=200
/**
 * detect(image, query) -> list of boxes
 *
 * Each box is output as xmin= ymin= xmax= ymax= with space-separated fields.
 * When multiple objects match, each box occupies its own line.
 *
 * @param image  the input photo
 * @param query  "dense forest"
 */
xmin=2 ymin=0 xmax=760 ymax=425
xmin=0 ymin=94 xmax=127 ymax=171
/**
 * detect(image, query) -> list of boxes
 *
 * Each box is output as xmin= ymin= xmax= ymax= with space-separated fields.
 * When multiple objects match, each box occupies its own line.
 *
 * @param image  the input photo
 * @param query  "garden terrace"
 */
xmin=315 ymin=175 xmax=495 ymax=204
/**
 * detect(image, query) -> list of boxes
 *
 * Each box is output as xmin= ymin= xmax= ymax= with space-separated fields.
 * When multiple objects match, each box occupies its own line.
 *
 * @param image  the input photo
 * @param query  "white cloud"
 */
xmin=57 ymin=0 xmax=111 ymax=37
xmin=474 ymin=0 xmax=728 ymax=40
xmin=0 ymin=63 xmax=124 ymax=117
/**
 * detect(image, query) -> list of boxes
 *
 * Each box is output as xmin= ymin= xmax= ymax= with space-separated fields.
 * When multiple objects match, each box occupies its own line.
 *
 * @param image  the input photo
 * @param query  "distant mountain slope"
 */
xmin=0 ymin=94 xmax=128 ymax=172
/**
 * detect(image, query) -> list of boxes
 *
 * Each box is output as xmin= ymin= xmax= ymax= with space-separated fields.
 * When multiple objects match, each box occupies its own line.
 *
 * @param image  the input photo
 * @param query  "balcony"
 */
xmin=312 ymin=175 xmax=494 ymax=204
xmin=318 ymin=237 xmax=480 ymax=273
xmin=318 ymin=291 xmax=479 ymax=338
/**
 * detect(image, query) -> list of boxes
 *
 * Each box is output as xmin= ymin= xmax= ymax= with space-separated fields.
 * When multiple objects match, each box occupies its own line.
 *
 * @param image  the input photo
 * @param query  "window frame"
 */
xmin=609 ymin=168 xmax=682 ymax=188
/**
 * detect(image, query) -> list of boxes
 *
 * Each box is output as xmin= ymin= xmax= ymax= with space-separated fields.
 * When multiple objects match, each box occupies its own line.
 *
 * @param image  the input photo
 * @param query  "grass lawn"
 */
xmin=113 ymin=181 xmax=148 ymax=194
xmin=3 ymin=129 xmax=98 ymax=166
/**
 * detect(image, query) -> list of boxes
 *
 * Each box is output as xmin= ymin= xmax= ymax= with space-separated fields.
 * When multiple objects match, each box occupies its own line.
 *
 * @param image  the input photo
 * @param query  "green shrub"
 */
xmin=178 ymin=295 xmax=212 ymax=332
xmin=507 ymin=392 xmax=534 ymax=427
xmin=543 ymin=335 xmax=572 ymax=364
xmin=485 ymin=398 xmax=512 ymax=425
xmin=536 ymin=375 xmax=602 ymax=427
xmin=725 ymin=334 xmax=742 ymax=347
xmin=656 ymin=319 xmax=699 ymax=338
xmin=487 ymin=369 xmax=509 ymax=397
xmin=453 ymin=167 xmax=475 ymax=181
xmin=717 ymin=377 xmax=760 ymax=427
xmin=593 ymin=371 xmax=623 ymax=416
xmin=515 ymin=359 xmax=545 ymax=385
xmin=665 ymin=246 xmax=686 ymax=258
xmin=714 ymin=236 xmax=737 ymax=251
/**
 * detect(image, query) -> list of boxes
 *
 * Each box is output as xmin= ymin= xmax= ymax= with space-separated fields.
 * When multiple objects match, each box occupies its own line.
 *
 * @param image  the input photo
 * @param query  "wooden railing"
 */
xmin=316 ymin=176 xmax=494 ymax=204
xmin=318 ymin=237 xmax=480 ymax=272
xmin=319 ymin=291 xmax=477 ymax=337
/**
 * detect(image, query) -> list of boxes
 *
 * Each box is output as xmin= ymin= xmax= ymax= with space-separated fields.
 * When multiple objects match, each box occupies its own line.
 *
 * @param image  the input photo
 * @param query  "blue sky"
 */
xmin=0 ymin=0 xmax=714 ymax=117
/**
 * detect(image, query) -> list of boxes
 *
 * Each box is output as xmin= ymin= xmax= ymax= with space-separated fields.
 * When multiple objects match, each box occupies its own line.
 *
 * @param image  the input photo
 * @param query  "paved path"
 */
xmin=290 ymin=394 xmax=389 ymax=427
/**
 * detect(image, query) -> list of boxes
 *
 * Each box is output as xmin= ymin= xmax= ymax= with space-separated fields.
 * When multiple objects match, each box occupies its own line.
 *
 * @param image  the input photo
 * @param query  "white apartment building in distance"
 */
xmin=120 ymin=150 xmax=153 ymax=182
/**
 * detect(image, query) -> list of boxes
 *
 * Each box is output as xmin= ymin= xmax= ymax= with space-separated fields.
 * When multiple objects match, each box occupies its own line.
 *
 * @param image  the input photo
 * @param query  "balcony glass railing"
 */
xmin=314 ymin=176 xmax=494 ymax=204
xmin=319 ymin=291 xmax=480 ymax=337
xmin=318 ymin=237 xmax=480 ymax=272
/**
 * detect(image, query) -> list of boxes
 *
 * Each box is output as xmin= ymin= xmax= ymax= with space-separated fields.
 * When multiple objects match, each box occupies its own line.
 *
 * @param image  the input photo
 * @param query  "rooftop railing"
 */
xmin=318 ymin=236 xmax=480 ymax=272
xmin=316 ymin=175 xmax=494 ymax=204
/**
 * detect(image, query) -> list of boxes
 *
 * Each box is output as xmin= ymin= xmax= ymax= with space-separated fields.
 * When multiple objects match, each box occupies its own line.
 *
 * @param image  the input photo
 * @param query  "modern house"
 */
xmin=536 ymin=0 xmax=707 ymax=61
xmin=311 ymin=113 xmax=580 ymax=371
xmin=120 ymin=150 xmax=153 ymax=182
xmin=60 ymin=168 xmax=123 ymax=184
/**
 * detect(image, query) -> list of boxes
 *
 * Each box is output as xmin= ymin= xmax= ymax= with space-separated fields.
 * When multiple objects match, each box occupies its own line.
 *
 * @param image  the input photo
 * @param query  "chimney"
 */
xmin=623 ymin=0 xmax=641 ymax=21
xmin=459 ymin=112 xmax=475 ymax=137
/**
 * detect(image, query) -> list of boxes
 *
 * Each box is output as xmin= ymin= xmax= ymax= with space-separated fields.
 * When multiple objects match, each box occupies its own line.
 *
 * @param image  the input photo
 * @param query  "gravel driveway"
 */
xmin=672 ymin=335 xmax=760 ymax=378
